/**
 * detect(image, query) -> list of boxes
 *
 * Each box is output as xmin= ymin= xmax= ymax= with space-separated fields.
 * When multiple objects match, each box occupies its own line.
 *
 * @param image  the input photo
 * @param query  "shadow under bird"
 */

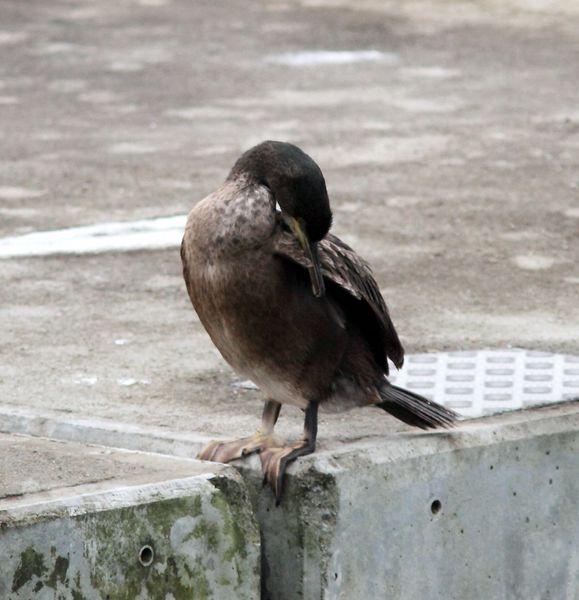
xmin=181 ymin=141 xmax=457 ymax=503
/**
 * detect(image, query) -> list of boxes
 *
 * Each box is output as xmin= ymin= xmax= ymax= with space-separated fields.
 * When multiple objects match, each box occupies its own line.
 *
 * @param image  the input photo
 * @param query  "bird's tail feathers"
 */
xmin=376 ymin=383 xmax=458 ymax=430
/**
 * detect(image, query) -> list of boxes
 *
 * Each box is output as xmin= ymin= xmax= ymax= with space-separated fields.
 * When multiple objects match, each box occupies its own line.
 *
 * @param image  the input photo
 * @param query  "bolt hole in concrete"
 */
xmin=139 ymin=545 xmax=154 ymax=567
xmin=431 ymin=499 xmax=442 ymax=515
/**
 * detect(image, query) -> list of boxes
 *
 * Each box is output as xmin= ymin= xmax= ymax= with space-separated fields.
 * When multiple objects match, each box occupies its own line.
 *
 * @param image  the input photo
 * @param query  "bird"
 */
xmin=181 ymin=140 xmax=457 ymax=503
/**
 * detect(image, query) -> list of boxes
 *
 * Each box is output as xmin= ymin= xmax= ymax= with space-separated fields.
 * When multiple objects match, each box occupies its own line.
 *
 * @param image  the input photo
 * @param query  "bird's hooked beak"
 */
xmin=284 ymin=215 xmax=325 ymax=298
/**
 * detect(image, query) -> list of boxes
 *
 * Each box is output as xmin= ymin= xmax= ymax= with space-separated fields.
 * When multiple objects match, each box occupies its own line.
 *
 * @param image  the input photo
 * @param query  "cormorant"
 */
xmin=181 ymin=141 xmax=457 ymax=503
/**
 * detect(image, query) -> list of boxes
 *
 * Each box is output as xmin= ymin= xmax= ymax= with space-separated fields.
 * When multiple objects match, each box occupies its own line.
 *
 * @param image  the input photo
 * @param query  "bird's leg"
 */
xmin=260 ymin=401 xmax=318 ymax=505
xmin=197 ymin=400 xmax=281 ymax=463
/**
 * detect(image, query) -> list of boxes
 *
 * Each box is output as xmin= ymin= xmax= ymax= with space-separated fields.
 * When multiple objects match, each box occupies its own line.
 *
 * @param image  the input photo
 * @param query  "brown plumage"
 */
xmin=273 ymin=231 xmax=404 ymax=373
xmin=181 ymin=141 xmax=457 ymax=503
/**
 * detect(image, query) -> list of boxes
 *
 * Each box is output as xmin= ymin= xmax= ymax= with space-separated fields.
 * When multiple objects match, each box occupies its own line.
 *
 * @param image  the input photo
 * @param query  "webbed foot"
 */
xmin=260 ymin=438 xmax=316 ymax=504
xmin=198 ymin=431 xmax=278 ymax=463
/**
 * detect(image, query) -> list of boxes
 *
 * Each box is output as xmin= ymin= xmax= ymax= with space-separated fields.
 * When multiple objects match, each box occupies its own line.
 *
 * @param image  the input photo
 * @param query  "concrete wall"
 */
xmin=244 ymin=406 xmax=579 ymax=599
xmin=1 ymin=405 xmax=577 ymax=599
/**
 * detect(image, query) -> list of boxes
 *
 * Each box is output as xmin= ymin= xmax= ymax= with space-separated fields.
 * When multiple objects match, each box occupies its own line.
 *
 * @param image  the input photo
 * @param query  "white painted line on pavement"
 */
xmin=0 ymin=215 xmax=187 ymax=258
xmin=267 ymin=50 xmax=395 ymax=66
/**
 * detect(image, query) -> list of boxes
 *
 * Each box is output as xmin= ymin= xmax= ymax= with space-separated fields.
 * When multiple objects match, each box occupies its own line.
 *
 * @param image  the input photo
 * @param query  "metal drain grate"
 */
xmin=389 ymin=348 xmax=579 ymax=418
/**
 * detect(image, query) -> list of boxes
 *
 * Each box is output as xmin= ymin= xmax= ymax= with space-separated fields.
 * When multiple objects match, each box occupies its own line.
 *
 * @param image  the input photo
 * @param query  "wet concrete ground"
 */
xmin=0 ymin=0 xmax=578 ymax=443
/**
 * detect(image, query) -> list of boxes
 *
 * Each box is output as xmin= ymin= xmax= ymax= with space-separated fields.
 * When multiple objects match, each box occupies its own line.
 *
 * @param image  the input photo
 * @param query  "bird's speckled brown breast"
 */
xmin=182 ymin=176 xmax=392 ymax=412
xmin=182 ymin=178 xmax=346 ymax=408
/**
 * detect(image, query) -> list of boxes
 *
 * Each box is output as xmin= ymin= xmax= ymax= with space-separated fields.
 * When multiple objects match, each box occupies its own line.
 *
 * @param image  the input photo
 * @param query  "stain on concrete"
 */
xmin=46 ymin=555 xmax=70 ymax=589
xmin=512 ymin=254 xmax=556 ymax=270
xmin=11 ymin=546 xmax=46 ymax=592
xmin=0 ymin=187 xmax=46 ymax=200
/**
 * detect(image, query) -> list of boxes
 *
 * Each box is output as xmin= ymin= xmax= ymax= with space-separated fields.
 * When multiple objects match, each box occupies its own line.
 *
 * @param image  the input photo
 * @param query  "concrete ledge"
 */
xmin=1 ymin=403 xmax=577 ymax=598
xmin=0 ymin=434 xmax=259 ymax=599
xmin=239 ymin=403 xmax=579 ymax=599
xmin=0 ymin=404 xmax=211 ymax=458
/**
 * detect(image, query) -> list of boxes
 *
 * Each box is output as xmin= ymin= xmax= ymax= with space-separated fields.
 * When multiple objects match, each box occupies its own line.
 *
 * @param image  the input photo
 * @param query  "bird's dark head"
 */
xmin=228 ymin=141 xmax=332 ymax=242
xmin=229 ymin=141 xmax=331 ymax=297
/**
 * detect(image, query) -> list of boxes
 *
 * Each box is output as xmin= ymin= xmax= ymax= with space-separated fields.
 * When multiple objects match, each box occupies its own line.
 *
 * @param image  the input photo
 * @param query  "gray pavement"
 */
xmin=1 ymin=0 xmax=578 ymax=445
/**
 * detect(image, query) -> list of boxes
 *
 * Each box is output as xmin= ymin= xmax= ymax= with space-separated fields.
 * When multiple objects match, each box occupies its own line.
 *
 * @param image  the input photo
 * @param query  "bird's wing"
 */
xmin=273 ymin=230 xmax=404 ymax=371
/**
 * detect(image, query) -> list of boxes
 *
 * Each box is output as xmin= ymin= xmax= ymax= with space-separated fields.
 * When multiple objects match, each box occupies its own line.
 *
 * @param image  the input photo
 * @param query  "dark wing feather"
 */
xmin=273 ymin=230 xmax=404 ymax=372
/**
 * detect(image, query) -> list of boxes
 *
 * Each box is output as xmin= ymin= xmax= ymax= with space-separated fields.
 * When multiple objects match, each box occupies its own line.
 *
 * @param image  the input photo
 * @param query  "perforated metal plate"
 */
xmin=389 ymin=348 xmax=579 ymax=418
